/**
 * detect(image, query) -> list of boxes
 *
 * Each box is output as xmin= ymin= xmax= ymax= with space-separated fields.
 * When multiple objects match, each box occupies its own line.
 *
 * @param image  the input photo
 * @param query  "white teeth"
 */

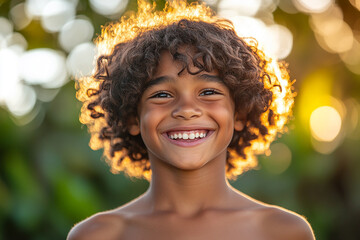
xmin=168 ymin=131 xmax=208 ymax=140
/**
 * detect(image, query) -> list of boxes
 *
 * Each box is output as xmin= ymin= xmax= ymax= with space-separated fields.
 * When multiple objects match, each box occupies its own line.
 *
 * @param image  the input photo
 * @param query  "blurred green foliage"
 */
xmin=1 ymin=0 xmax=360 ymax=239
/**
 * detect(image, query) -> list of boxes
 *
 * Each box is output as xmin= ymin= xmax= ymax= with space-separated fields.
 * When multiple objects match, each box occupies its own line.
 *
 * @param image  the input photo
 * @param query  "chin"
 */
xmin=174 ymin=161 xmax=207 ymax=171
xmin=165 ymin=155 xmax=211 ymax=171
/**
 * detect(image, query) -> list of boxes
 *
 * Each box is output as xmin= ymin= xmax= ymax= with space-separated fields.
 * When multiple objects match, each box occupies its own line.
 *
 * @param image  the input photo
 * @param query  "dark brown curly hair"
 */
xmin=77 ymin=1 xmax=294 ymax=180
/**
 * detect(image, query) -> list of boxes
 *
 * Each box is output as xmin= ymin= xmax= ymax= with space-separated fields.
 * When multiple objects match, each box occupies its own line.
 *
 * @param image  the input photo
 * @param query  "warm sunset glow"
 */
xmin=95 ymin=0 xmax=214 ymax=57
xmin=263 ymin=143 xmax=292 ymax=174
xmin=77 ymin=0 xmax=294 ymax=180
xmin=294 ymin=0 xmax=333 ymax=13
xmin=310 ymin=106 xmax=342 ymax=142
xmin=310 ymin=4 xmax=355 ymax=54
xmin=340 ymin=39 xmax=360 ymax=75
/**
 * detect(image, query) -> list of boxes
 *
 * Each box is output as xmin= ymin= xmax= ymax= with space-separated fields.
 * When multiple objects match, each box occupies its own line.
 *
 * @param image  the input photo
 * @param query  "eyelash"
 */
xmin=199 ymin=88 xmax=222 ymax=96
xmin=149 ymin=91 xmax=172 ymax=98
xmin=149 ymin=88 xmax=222 ymax=99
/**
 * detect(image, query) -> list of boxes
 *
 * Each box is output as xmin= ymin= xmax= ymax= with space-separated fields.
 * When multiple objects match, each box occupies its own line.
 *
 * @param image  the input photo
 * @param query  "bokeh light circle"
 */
xmin=0 ymin=48 xmax=21 ymax=104
xmin=89 ymin=0 xmax=128 ymax=16
xmin=218 ymin=0 xmax=262 ymax=17
xmin=228 ymin=16 xmax=266 ymax=40
xmin=19 ymin=49 xmax=67 ymax=87
xmin=263 ymin=143 xmax=292 ymax=174
xmin=6 ymin=32 xmax=28 ymax=51
xmin=6 ymin=83 xmax=37 ymax=117
xmin=0 ymin=17 xmax=14 ymax=37
xmin=293 ymin=0 xmax=333 ymax=13
xmin=310 ymin=5 xmax=343 ymax=37
xmin=310 ymin=106 xmax=342 ymax=142
xmin=59 ymin=18 xmax=94 ymax=52
xmin=264 ymin=24 xmax=293 ymax=59
xmin=41 ymin=0 xmax=76 ymax=33
xmin=25 ymin=0 xmax=52 ymax=18
xmin=66 ymin=42 xmax=96 ymax=77
xmin=229 ymin=16 xmax=293 ymax=59
xmin=0 ymin=48 xmax=37 ymax=116
xmin=322 ymin=22 xmax=354 ymax=53
xmin=10 ymin=3 xmax=32 ymax=30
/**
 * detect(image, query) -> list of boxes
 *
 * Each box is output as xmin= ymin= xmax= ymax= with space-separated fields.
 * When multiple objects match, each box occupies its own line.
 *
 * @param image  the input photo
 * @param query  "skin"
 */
xmin=67 ymin=50 xmax=315 ymax=240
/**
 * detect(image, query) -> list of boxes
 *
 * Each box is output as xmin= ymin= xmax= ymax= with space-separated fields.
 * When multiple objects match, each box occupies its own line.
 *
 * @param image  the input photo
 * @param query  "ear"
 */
xmin=234 ymin=113 xmax=245 ymax=131
xmin=128 ymin=118 xmax=140 ymax=136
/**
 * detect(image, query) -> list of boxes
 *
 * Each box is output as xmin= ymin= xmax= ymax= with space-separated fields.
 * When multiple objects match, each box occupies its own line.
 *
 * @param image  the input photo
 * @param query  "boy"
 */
xmin=68 ymin=0 xmax=315 ymax=239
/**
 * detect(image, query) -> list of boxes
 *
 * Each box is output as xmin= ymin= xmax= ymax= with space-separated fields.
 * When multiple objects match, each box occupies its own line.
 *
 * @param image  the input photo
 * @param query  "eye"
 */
xmin=199 ymin=88 xmax=222 ymax=96
xmin=149 ymin=91 xmax=172 ymax=98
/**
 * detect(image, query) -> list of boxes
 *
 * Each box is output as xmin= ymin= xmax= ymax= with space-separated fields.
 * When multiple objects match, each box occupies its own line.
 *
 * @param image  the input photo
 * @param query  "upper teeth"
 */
xmin=169 ymin=131 xmax=207 ymax=140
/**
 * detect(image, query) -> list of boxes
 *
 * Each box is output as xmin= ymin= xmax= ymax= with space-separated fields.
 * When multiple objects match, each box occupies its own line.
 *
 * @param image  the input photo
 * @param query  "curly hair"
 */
xmin=77 ymin=0 xmax=294 ymax=180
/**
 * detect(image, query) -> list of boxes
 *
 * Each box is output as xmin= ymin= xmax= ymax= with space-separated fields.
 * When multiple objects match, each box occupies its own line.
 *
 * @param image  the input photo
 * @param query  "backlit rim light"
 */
xmin=77 ymin=0 xmax=294 ymax=180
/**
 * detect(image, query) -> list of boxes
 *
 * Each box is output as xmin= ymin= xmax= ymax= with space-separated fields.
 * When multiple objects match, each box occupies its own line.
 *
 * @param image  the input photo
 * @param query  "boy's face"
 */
xmin=131 ymin=49 xmax=244 ymax=172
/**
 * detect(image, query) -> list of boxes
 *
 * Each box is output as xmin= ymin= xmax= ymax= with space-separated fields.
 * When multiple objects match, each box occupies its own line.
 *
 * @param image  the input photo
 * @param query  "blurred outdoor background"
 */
xmin=0 ymin=0 xmax=359 ymax=239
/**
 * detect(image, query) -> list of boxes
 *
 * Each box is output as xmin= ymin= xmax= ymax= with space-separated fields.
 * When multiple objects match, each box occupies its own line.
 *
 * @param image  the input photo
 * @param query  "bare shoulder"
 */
xmin=66 ymin=194 xmax=149 ymax=240
xmin=256 ymin=205 xmax=315 ymax=240
xmin=67 ymin=210 xmax=126 ymax=240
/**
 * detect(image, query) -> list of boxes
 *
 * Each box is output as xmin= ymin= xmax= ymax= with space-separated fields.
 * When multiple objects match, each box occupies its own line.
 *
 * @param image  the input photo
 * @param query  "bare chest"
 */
xmin=120 ymin=212 xmax=265 ymax=240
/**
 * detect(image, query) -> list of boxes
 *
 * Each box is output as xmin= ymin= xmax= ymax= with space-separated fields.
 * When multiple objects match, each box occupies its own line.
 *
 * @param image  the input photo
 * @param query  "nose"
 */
xmin=172 ymin=95 xmax=202 ymax=120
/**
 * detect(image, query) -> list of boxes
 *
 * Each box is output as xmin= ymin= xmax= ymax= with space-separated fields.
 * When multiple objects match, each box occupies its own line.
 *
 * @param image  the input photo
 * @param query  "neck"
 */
xmin=144 ymin=154 xmax=236 ymax=217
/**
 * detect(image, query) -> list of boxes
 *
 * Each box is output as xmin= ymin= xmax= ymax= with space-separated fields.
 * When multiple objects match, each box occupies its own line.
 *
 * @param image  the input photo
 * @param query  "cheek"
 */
xmin=209 ymin=101 xmax=235 ymax=128
xmin=139 ymin=106 xmax=165 ymax=140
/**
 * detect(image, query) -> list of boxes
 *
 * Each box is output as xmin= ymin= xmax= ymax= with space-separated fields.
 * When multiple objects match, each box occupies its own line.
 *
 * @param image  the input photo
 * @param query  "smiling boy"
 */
xmin=138 ymin=50 xmax=241 ymax=173
xmin=68 ymin=1 xmax=315 ymax=239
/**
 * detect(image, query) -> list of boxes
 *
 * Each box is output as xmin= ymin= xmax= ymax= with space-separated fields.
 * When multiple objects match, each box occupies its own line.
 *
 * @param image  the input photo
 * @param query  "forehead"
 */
xmin=153 ymin=47 xmax=219 ymax=78
xmin=153 ymin=50 xmax=183 ymax=78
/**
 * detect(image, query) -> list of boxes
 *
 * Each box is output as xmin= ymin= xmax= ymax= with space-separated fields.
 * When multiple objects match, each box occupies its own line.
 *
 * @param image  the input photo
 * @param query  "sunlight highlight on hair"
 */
xmin=227 ymin=53 xmax=294 ymax=179
xmin=77 ymin=0 xmax=294 ymax=180
xmin=96 ymin=0 xmax=215 ymax=57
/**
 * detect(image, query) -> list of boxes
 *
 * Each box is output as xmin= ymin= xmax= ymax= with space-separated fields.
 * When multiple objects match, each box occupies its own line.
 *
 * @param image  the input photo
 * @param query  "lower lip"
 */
xmin=162 ymin=131 xmax=214 ymax=147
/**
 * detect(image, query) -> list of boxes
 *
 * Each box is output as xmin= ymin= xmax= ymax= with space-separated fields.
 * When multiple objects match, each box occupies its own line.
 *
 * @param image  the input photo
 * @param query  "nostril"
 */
xmin=172 ymin=108 xmax=202 ymax=120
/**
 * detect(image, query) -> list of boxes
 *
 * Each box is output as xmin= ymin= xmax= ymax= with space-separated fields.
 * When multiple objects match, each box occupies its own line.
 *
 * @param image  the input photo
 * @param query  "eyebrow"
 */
xmin=198 ymin=74 xmax=223 ymax=84
xmin=143 ymin=74 xmax=224 ymax=91
xmin=143 ymin=76 xmax=173 ymax=91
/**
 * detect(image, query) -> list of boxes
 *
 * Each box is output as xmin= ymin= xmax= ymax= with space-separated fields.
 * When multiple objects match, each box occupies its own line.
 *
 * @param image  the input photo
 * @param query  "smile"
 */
xmin=163 ymin=129 xmax=214 ymax=147
xmin=167 ymin=130 xmax=208 ymax=140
